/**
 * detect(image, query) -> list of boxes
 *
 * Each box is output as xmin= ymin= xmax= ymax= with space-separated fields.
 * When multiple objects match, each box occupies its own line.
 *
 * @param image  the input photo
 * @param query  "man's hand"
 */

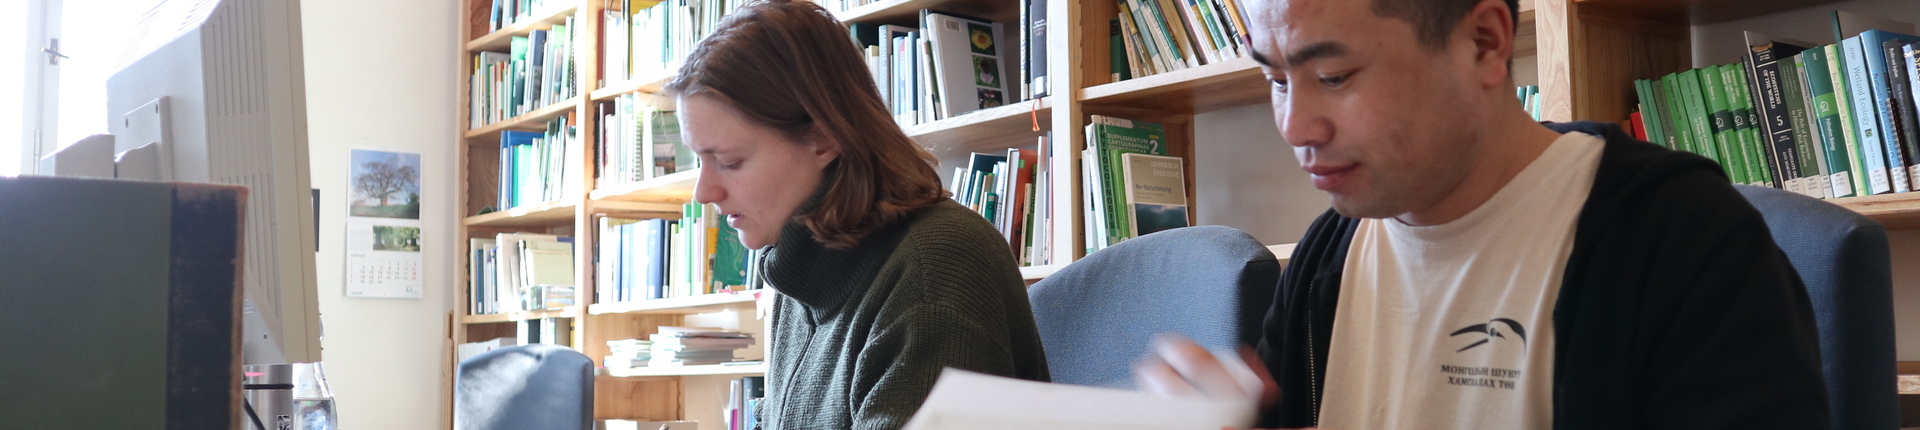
xmin=1134 ymin=335 xmax=1313 ymax=430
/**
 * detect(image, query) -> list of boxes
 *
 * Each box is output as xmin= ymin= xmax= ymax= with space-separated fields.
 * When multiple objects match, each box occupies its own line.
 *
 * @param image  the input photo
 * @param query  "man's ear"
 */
xmin=807 ymin=126 xmax=843 ymax=168
xmin=1463 ymin=0 xmax=1517 ymax=88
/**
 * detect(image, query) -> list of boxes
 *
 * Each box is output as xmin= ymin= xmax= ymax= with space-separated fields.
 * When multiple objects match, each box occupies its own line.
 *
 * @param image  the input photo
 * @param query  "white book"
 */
xmin=924 ymin=12 xmax=1012 ymax=119
xmin=1120 ymin=153 xmax=1191 ymax=237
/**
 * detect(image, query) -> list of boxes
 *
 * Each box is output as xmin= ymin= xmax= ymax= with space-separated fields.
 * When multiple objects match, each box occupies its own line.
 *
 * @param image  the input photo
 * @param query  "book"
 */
xmin=1860 ymin=30 xmax=1920 ymax=192
xmin=1088 ymin=116 xmax=1169 ymax=249
xmin=1828 ymin=43 xmax=1875 ymax=196
xmin=1781 ymin=52 xmax=1831 ymax=198
xmin=1679 ymin=69 xmax=1724 ymax=169
xmin=1120 ymin=153 xmax=1191 ymax=237
xmin=1726 ymin=64 xmax=1775 ymax=187
xmin=1888 ymin=40 xmax=1920 ymax=184
xmin=1029 ymin=0 xmax=1049 ymax=97
xmin=1842 ymin=36 xmax=1898 ymax=194
xmin=1700 ymin=65 xmax=1751 ymax=184
xmin=1745 ymin=32 xmax=1814 ymax=195
xmin=1803 ymin=47 xmax=1859 ymax=197
xmin=1663 ymin=74 xmax=1699 ymax=156
xmin=924 ymin=11 xmax=1012 ymax=118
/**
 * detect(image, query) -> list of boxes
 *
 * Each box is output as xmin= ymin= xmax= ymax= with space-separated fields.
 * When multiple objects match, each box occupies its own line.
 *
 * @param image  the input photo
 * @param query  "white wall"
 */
xmin=1192 ymin=103 xmax=1327 ymax=246
xmin=1690 ymin=0 xmax=1920 ymax=360
xmin=302 ymin=0 xmax=459 ymax=428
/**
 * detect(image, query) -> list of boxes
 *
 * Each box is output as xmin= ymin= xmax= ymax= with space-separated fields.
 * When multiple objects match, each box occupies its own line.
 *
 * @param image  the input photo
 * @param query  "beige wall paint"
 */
xmin=302 ymin=0 xmax=459 ymax=427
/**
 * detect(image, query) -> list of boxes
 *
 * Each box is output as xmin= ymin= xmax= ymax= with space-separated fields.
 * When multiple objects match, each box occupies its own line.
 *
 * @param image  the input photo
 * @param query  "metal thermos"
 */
xmin=242 ymin=363 xmax=337 ymax=430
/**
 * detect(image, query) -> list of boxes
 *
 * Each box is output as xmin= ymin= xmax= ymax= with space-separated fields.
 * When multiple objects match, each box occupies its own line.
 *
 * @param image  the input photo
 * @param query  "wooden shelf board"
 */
xmin=589 ymin=292 xmax=761 ymax=316
xmin=605 ymin=363 xmax=768 ymax=378
xmin=465 ymin=97 xmax=581 ymax=139
xmin=464 ymin=200 xmax=578 ymax=227
xmin=1081 ymin=57 xmax=1268 ymax=115
xmin=1574 ymin=0 xmax=1847 ymax=25
xmin=834 ymin=0 xmax=1017 ymax=25
xmin=591 ymin=169 xmax=701 ymax=204
xmin=591 ymin=68 xmax=678 ymax=101
xmin=910 ymin=98 xmax=1052 ymax=160
xmin=1831 ymin=193 xmax=1920 ymax=230
xmin=461 ymin=306 xmax=582 ymax=324
xmin=466 ymin=6 xmax=579 ymax=53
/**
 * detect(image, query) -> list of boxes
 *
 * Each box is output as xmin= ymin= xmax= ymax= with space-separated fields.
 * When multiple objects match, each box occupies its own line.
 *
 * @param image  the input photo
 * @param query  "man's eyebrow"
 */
xmin=1249 ymin=41 xmax=1351 ymax=70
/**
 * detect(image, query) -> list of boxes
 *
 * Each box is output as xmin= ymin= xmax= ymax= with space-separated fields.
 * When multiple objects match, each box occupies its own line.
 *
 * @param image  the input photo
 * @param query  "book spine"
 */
xmin=1807 ymin=47 xmax=1858 ymax=197
xmin=1847 ymin=36 xmax=1904 ymax=193
xmin=1906 ymin=44 xmax=1920 ymax=183
xmin=1031 ymin=0 xmax=1049 ymax=97
xmin=1864 ymin=33 xmax=1918 ymax=193
xmin=1151 ymin=0 xmax=1198 ymax=68
xmin=1728 ymin=64 xmax=1777 ymax=187
xmin=1832 ymin=43 xmax=1876 ymax=195
xmin=1663 ymin=74 xmax=1695 ymax=156
xmin=1749 ymin=40 xmax=1806 ymax=193
xmin=1703 ymin=65 xmax=1753 ymax=184
xmin=1889 ymin=40 xmax=1920 ymax=184
xmin=1781 ymin=54 xmax=1827 ymax=197
xmin=1682 ymin=69 xmax=1730 ymax=177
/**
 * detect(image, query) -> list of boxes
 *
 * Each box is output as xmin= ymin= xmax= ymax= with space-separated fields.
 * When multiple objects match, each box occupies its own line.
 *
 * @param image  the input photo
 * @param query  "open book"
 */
xmin=903 ymin=369 xmax=1257 ymax=430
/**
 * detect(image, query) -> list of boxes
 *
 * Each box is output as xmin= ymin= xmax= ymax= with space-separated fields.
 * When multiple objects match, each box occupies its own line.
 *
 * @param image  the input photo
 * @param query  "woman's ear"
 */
xmin=807 ymin=125 xmax=843 ymax=168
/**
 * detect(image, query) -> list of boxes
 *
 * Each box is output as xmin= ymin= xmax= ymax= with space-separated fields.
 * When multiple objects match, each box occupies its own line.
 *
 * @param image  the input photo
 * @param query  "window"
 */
xmin=5 ymin=0 xmax=166 ymax=176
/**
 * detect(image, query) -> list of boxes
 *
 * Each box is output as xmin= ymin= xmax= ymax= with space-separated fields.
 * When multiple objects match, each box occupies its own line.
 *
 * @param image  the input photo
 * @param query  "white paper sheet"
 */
xmin=903 ymin=369 xmax=1257 ymax=430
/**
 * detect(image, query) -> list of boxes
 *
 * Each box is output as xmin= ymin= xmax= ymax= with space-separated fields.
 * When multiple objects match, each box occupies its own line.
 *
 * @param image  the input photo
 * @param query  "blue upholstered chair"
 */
xmin=1028 ymin=226 xmax=1281 ymax=388
xmin=455 ymin=344 xmax=595 ymax=430
xmin=1735 ymin=184 xmax=1897 ymax=430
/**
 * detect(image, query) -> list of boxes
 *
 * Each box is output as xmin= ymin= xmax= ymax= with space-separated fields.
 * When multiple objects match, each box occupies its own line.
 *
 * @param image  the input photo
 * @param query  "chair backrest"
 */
xmin=1028 ymin=226 xmax=1280 ymax=389
xmin=455 ymin=344 xmax=595 ymax=430
xmin=1735 ymin=185 xmax=1896 ymax=430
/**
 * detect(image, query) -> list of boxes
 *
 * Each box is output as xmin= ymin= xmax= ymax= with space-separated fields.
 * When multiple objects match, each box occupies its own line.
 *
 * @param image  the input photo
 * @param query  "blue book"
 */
xmin=1842 ymin=37 xmax=1895 ymax=194
xmin=1861 ymin=30 xmax=1920 ymax=187
xmin=644 ymin=219 xmax=667 ymax=300
xmin=498 ymin=131 xmax=541 ymax=209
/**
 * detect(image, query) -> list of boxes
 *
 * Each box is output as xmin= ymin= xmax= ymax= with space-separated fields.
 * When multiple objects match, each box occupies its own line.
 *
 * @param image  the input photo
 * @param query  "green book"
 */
xmin=1826 ymin=44 xmax=1872 ymax=196
xmin=1726 ymin=64 xmax=1776 ymax=186
xmin=1635 ymin=80 xmax=1667 ymax=147
xmin=1663 ymin=73 xmax=1698 ymax=156
xmin=1780 ymin=53 xmax=1830 ymax=197
xmin=1090 ymin=115 xmax=1168 ymax=244
xmin=1803 ymin=46 xmax=1858 ymax=197
xmin=1110 ymin=17 xmax=1131 ymax=81
xmin=1651 ymin=77 xmax=1679 ymax=149
xmin=1680 ymin=69 xmax=1727 ymax=173
xmin=1701 ymin=65 xmax=1752 ymax=184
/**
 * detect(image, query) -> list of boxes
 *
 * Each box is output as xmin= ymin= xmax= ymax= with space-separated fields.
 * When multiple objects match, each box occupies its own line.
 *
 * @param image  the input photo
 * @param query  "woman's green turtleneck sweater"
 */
xmin=756 ymin=198 xmax=1050 ymax=430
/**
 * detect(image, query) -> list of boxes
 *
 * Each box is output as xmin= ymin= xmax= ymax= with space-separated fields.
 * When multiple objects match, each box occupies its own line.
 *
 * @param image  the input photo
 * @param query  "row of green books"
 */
xmin=1632 ymin=12 xmax=1920 ymax=199
xmin=1108 ymin=0 xmax=1251 ymax=82
xmin=469 ymin=20 xmax=579 ymax=128
xmin=1083 ymin=115 xmax=1191 ymax=253
xmin=496 ymin=113 xmax=582 ymax=210
xmin=850 ymin=9 xmax=1023 ymax=127
xmin=595 ymin=94 xmax=695 ymax=188
xmin=949 ymin=139 xmax=1055 ymax=267
xmin=595 ymin=204 xmax=758 ymax=305
xmin=599 ymin=0 xmax=745 ymax=88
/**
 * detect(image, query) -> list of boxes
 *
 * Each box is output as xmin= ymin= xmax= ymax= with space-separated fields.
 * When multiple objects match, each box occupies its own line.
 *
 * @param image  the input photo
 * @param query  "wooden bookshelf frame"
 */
xmin=451 ymin=0 xmax=1920 ymax=427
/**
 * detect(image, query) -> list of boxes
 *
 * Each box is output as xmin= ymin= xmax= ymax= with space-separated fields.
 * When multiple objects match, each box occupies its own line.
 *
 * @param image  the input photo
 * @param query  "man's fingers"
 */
xmin=1237 ymin=347 xmax=1280 ymax=408
xmin=1133 ymin=358 xmax=1202 ymax=397
xmin=1153 ymin=335 xmax=1258 ymax=400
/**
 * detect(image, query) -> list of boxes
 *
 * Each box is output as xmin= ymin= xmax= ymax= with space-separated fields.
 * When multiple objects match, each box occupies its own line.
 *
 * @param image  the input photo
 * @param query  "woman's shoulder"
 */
xmin=893 ymin=200 xmax=1012 ymax=255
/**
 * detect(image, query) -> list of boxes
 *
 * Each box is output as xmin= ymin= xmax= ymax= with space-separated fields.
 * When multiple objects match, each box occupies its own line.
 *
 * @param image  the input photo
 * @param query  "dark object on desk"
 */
xmin=457 ymin=344 xmax=595 ymax=430
xmin=0 ymin=175 xmax=247 ymax=429
xmin=1027 ymin=225 xmax=1280 ymax=388
xmin=1736 ymin=184 xmax=1897 ymax=430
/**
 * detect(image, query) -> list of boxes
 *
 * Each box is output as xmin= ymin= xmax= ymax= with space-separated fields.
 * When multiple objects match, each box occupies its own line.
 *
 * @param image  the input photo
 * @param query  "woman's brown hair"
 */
xmin=664 ymin=0 xmax=947 ymax=250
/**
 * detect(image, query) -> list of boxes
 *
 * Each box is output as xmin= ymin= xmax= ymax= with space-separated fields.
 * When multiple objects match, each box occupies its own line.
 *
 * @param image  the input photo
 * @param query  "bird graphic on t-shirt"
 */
xmin=1450 ymin=318 xmax=1528 ymax=352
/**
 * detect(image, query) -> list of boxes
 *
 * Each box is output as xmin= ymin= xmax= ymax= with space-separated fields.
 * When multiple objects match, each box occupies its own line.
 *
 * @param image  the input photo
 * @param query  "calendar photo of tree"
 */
xmin=349 ymin=149 xmax=422 ymax=219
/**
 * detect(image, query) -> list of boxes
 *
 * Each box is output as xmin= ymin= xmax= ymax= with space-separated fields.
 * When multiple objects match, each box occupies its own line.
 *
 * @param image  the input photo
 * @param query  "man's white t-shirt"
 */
xmin=1316 ymin=132 xmax=1605 ymax=428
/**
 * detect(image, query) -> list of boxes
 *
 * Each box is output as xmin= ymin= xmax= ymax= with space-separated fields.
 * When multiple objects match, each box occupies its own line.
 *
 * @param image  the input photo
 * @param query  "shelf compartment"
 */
xmin=592 ymin=68 xmax=679 ymax=101
xmin=605 ymin=363 xmax=768 ymax=378
xmin=461 ymin=306 xmax=582 ymax=324
xmin=591 ymin=169 xmax=701 ymax=204
xmin=910 ymin=98 xmax=1053 ymax=161
xmin=466 ymin=6 xmax=579 ymax=53
xmin=466 ymin=97 xmax=581 ymax=139
xmin=588 ymin=292 xmax=761 ymax=316
xmin=464 ymin=200 xmax=578 ymax=227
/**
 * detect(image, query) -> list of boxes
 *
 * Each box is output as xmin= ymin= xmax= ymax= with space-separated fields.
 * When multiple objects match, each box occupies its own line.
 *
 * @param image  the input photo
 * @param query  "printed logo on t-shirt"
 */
xmin=1439 ymin=318 xmax=1530 ymax=390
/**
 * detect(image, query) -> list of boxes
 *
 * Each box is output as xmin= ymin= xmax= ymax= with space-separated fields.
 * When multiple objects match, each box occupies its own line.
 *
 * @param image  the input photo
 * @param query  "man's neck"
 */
xmin=1394 ymin=109 xmax=1565 ymax=226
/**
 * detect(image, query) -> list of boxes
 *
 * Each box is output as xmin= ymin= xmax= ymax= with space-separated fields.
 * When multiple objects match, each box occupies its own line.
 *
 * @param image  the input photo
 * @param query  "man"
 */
xmin=1133 ymin=0 xmax=1832 ymax=428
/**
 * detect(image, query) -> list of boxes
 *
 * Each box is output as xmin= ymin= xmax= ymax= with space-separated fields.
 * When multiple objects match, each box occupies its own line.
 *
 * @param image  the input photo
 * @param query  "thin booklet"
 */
xmin=902 ymin=369 xmax=1257 ymax=430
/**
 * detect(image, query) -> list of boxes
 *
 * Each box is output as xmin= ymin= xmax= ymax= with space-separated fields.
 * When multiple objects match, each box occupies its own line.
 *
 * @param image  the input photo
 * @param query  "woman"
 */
xmin=663 ymin=1 xmax=1050 ymax=429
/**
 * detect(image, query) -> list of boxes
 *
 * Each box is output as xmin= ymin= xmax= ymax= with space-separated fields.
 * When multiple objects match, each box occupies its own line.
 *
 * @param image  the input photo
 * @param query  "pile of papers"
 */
xmin=649 ymin=326 xmax=754 ymax=366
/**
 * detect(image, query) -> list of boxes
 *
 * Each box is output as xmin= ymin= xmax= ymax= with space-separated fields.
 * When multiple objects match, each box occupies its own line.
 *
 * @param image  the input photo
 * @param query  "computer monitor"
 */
xmin=103 ymin=0 xmax=320 ymax=364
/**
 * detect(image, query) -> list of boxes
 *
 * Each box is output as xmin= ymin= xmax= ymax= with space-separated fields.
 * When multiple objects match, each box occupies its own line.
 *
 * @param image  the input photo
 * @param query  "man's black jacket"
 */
xmin=1255 ymin=122 xmax=1831 ymax=429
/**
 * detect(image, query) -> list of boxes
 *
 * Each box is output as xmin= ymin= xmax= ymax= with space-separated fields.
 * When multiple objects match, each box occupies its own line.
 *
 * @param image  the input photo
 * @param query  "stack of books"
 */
xmin=1082 ymin=115 xmax=1190 ymax=253
xmin=603 ymin=339 xmax=653 ymax=370
xmin=468 ymin=233 xmax=575 ymax=315
xmin=949 ymin=138 xmax=1054 ymax=267
xmin=469 ymin=14 xmax=579 ymax=128
xmin=649 ymin=327 xmax=755 ymax=366
xmin=1108 ymin=0 xmax=1252 ymax=82
xmin=595 ymin=95 xmax=695 ymax=188
xmin=485 ymin=0 xmax=570 ymax=33
xmin=599 ymin=0 xmax=747 ymax=87
xmin=1630 ymin=12 xmax=1920 ymax=200
xmin=595 ymin=203 xmax=761 ymax=305
xmin=849 ymin=9 xmax=1031 ymax=127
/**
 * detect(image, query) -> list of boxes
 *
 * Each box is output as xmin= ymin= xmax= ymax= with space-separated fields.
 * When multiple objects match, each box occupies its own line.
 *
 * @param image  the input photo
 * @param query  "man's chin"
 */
xmin=1328 ymin=195 xmax=1403 ymax=220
